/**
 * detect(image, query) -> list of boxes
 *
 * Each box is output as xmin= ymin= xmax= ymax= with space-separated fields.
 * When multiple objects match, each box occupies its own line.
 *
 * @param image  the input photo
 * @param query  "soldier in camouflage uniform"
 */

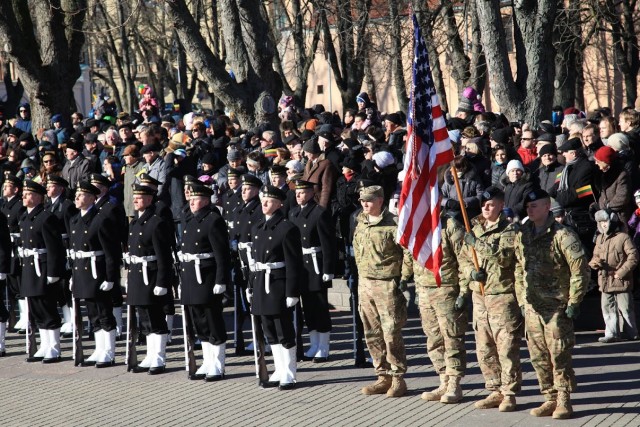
xmin=514 ymin=189 xmax=589 ymax=420
xmin=460 ymin=186 xmax=523 ymax=412
xmin=409 ymin=212 xmax=467 ymax=404
xmin=353 ymin=185 xmax=412 ymax=398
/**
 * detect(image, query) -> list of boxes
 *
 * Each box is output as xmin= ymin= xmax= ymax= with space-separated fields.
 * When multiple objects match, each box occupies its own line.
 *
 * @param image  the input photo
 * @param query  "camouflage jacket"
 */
xmin=353 ymin=209 xmax=411 ymax=281
xmin=409 ymin=216 xmax=465 ymax=290
xmin=460 ymin=213 xmax=517 ymax=295
xmin=514 ymin=214 xmax=589 ymax=311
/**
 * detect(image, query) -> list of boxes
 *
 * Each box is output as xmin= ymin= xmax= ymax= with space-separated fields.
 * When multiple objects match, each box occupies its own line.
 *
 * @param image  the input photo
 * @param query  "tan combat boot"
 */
xmin=474 ymin=391 xmax=503 ymax=409
xmin=552 ymin=391 xmax=573 ymax=419
xmin=530 ymin=400 xmax=557 ymax=417
xmin=498 ymin=395 xmax=516 ymax=412
xmin=421 ymin=374 xmax=448 ymax=401
xmin=361 ymin=375 xmax=392 ymax=395
xmin=386 ymin=376 xmax=407 ymax=397
xmin=440 ymin=375 xmax=462 ymax=404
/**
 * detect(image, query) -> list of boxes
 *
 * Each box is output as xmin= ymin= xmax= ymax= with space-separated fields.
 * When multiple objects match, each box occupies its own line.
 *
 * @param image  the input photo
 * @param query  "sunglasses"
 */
xmin=43 ymin=160 xmax=55 ymax=164
xmin=19 ymin=109 xmax=27 ymax=112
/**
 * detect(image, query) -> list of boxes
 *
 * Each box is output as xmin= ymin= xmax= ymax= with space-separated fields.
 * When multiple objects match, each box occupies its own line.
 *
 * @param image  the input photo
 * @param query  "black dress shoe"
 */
xmin=96 ymin=360 xmax=115 ymax=368
xmin=83 ymin=360 xmax=96 ymax=366
xmin=42 ymin=356 xmax=61 ymax=364
xmin=313 ymin=356 xmax=329 ymax=363
xmin=74 ymin=360 xmax=85 ymax=367
xmin=61 ymin=332 xmax=72 ymax=339
xmin=0 ymin=350 xmax=6 ymax=357
xmin=131 ymin=365 xmax=149 ymax=373
xmin=205 ymin=373 xmax=225 ymax=382
xmin=26 ymin=356 xmax=43 ymax=363
xmin=259 ymin=380 xmax=279 ymax=388
xmin=234 ymin=348 xmax=251 ymax=356
xmin=278 ymin=382 xmax=296 ymax=391
xmin=148 ymin=365 xmax=165 ymax=375
xmin=189 ymin=373 xmax=206 ymax=381
xmin=16 ymin=329 xmax=26 ymax=335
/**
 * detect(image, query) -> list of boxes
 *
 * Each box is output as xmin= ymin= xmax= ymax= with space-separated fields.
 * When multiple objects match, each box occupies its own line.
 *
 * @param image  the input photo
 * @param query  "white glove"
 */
xmin=153 ymin=286 xmax=168 ymax=296
xmin=322 ymin=274 xmax=334 ymax=282
xmin=213 ymin=284 xmax=226 ymax=295
xmin=47 ymin=276 xmax=59 ymax=284
xmin=99 ymin=281 xmax=114 ymax=292
xmin=178 ymin=285 xmax=181 ymax=299
xmin=245 ymin=288 xmax=253 ymax=304
xmin=0 ymin=273 xmax=6 ymax=280
xmin=69 ymin=279 xmax=73 ymax=291
xmin=230 ymin=240 xmax=238 ymax=252
xmin=286 ymin=297 xmax=299 ymax=308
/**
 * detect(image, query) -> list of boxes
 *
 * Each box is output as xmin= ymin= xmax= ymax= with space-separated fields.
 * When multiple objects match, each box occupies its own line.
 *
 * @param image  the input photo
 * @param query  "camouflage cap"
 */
xmin=359 ymin=185 xmax=384 ymax=201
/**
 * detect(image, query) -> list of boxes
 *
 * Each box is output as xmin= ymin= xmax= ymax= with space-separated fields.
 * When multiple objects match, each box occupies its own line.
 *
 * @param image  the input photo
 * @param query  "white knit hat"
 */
xmin=506 ymin=159 xmax=524 ymax=174
xmin=607 ymin=133 xmax=630 ymax=152
xmin=373 ymin=151 xmax=395 ymax=169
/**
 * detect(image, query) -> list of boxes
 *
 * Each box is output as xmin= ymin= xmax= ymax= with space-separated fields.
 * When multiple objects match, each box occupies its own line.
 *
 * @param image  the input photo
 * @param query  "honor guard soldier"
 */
xmin=44 ymin=174 xmax=77 ymax=338
xmin=221 ymin=168 xmax=244 ymax=221
xmin=176 ymin=175 xmax=198 ymax=241
xmin=269 ymin=165 xmax=295 ymax=216
xmin=460 ymin=186 xmax=523 ymax=411
xmin=18 ymin=180 xmax=66 ymax=363
xmin=353 ymin=185 xmax=411 ymax=398
xmin=125 ymin=183 xmax=174 ymax=374
xmin=0 ymin=195 xmax=11 ymax=355
xmin=247 ymin=185 xmax=303 ymax=390
xmin=1 ymin=175 xmax=25 ymax=333
xmin=179 ymin=183 xmax=231 ymax=381
xmin=231 ymin=173 xmax=263 ymax=354
xmin=89 ymin=173 xmax=126 ymax=339
xmin=68 ymin=181 xmax=121 ymax=367
xmin=514 ymin=189 xmax=589 ymax=419
xmin=288 ymin=180 xmax=336 ymax=362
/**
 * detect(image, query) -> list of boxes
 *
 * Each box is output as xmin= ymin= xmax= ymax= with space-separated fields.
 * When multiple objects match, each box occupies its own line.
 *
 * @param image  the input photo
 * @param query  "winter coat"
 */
xmin=491 ymin=163 xmax=507 ymax=187
xmin=549 ymin=156 xmax=595 ymax=213
xmin=500 ymin=172 xmax=536 ymax=220
xmin=303 ymin=155 xmax=339 ymax=209
xmin=590 ymin=229 xmax=638 ymax=293
xmin=533 ymin=161 xmax=564 ymax=193
xmin=594 ymin=161 xmax=632 ymax=225
xmin=441 ymin=168 xmax=485 ymax=222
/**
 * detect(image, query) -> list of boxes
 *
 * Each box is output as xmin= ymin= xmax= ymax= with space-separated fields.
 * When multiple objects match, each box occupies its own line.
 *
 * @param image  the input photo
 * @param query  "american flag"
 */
xmin=396 ymin=14 xmax=454 ymax=285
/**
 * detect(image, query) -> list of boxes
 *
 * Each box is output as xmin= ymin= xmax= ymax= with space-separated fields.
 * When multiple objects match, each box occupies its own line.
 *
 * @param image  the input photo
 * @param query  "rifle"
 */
xmin=72 ymin=296 xmax=84 ymax=366
xmin=250 ymin=312 xmax=268 ymax=383
xmin=348 ymin=273 xmax=357 ymax=360
xmin=126 ymin=304 xmax=138 ymax=371
xmin=182 ymin=304 xmax=197 ymax=377
xmin=25 ymin=297 xmax=37 ymax=360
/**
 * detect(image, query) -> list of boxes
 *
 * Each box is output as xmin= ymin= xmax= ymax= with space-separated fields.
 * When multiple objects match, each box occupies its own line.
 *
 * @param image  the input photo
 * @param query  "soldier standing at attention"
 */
xmin=353 ymin=185 xmax=411 ymax=398
xmin=514 ymin=189 xmax=589 ymax=420
xmin=410 ymin=212 xmax=468 ymax=404
xmin=460 ymin=186 xmax=522 ymax=412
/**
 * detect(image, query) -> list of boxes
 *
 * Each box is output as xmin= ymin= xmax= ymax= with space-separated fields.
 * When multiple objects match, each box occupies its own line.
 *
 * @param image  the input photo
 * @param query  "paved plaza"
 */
xmin=0 ymin=296 xmax=638 ymax=426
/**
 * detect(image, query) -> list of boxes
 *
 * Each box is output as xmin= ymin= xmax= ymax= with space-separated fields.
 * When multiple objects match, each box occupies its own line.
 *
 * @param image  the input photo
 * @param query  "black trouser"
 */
xmin=28 ymin=294 xmax=62 ymax=330
xmin=348 ymin=271 xmax=366 ymax=362
xmin=0 ymin=279 xmax=9 ymax=323
xmin=188 ymin=304 xmax=227 ymax=345
xmin=57 ymin=279 xmax=72 ymax=308
xmin=136 ymin=304 xmax=169 ymax=335
xmin=111 ymin=279 xmax=124 ymax=308
xmin=7 ymin=273 xmax=21 ymax=299
xmin=86 ymin=294 xmax=116 ymax=332
xmin=260 ymin=308 xmax=296 ymax=349
xmin=301 ymin=289 xmax=332 ymax=333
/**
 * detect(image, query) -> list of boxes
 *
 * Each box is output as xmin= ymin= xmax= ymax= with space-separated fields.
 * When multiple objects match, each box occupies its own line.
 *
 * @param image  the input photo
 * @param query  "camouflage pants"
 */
xmin=416 ymin=285 xmax=467 ymax=377
xmin=472 ymin=292 xmax=523 ymax=395
xmin=524 ymin=305 xmax=577 ymax=399
xmin=358 ymin=278 xmax=407 ymax=377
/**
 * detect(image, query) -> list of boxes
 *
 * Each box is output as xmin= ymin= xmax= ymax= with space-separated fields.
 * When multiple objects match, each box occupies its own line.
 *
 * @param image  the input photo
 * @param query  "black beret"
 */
xmin=384 ymin=113 xmax=402 ymax=126
xmin=538 ymin=144 xmax=557 ymax=157
xmin=524 ymin=188 xmax=550 ymax=206
xmin=480 ymin=186 xmax=505 ymax=204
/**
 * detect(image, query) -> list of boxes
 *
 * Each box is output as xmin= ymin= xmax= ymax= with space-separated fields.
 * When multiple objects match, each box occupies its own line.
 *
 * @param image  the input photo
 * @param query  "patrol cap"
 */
xmin=139 ymin=173 xmax=161 ymax=189
xmin=89 ymin=173 xmax=110 ymax=188
xmin=524 ymin=188 xmax=550 ymax=206
xmin=241 ymin=174 xmax=263 ymax=188
xmin=132 ymin=184 xmax=157 ymax=196
xmin=480 ymin=186 xmax=504 ymax=205
xmin=294 ymin=180 xmax=316 ymax=190
xmin=76 ymin=181 xmax=100 ymax=196
xmin=359 ymin=185 xmax=384 ymax=202
xmin=23 ymin=180 xmax=46 ymax=195
xmin=558 ymin=137 xmax=582 ymax=152
xmin=3 ymin=174 xmax=22 ymax=188
xmin=189 ymin=183 xmax=214 ymax=198
xmin=227 ymin=167 xmax=245 ymax=179
xmin=357 ymin=179 xmax=376 ymax=191
xmin=270 ymin=165 xmax=287 ymax=177
xmin=46 ymin=175 xmax=69 ymax=188
xmin=261 ymin=185 xmax=286 ymax=201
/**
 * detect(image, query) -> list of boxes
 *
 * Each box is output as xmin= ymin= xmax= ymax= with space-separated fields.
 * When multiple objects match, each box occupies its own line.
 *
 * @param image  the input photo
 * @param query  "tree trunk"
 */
xmin=552 ymin=0 xmax=579 ymax=109
xmin=389 ymin=0 xmax=408 ymax=113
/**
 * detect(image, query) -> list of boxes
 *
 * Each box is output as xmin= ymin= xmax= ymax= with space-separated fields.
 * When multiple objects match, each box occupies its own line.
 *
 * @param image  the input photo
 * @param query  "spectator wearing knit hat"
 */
xmin=532 ymin=143 xmax=564 ymax=193
xmin=607 ymin=132 xmax=640 ymax=192
xmin=593 ymin=146 xmax=632 ymax=225
xmin=500 ymin=159 xmax=535 ymax=220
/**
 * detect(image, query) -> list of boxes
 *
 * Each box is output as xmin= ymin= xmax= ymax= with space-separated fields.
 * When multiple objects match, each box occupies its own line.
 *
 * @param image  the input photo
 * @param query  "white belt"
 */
xmin=124 ymin=253 xmax=158 ymax=286
xmin=177 ymin=251 xmax=215 ymax=284
xmin=69 ymin=250 xmax=105 ymax=279
xmin=302 ymin=246 xmax=322 ymax=274
xmin=254 ymin=262 xmax=285 ymax=294
xmin=238 ymin=242 xmax=255 ymax=271
xmin=17 ymin=247 xmax=48 ymax=277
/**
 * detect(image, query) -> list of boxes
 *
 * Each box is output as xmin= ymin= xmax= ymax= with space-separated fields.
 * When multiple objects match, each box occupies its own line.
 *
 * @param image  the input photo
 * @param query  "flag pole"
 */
xmin=449 ymin=149 xmax=485 ymax=296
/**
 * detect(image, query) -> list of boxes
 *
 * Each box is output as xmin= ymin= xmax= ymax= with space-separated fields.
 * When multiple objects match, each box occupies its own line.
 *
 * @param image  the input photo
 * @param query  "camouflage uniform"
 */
xmin=410 ymin=216 xmax=467 ymax=377
xmin=353 ymin=209 xmax=411 ymax=377
xmin=514 ymin=214 xmax=589 ymax=401
xmin=460 ymin=213 xmax=523 ymax=396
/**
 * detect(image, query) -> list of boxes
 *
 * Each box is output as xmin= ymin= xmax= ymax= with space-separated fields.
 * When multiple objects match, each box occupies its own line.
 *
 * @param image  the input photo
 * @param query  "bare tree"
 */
xmin=0 ymin=0 xmax=87 ymax=130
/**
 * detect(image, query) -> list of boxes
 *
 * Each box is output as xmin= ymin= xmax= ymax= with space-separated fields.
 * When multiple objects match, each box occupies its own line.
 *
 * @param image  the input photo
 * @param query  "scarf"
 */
xmin=558 ymin=157 xmax=579 ymax=192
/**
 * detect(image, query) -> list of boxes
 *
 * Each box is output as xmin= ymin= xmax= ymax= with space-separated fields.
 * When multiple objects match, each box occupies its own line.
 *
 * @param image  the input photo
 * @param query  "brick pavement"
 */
xmin=0 ymin=304 xmax=638 ymax=426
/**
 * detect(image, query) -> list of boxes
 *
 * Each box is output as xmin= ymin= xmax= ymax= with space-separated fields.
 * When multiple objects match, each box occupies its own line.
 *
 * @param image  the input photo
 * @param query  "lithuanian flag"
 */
xmin=555 ymin=172 xmax=562 ymax=184
xmin=576 ymin=184 xmax=594 ymax=199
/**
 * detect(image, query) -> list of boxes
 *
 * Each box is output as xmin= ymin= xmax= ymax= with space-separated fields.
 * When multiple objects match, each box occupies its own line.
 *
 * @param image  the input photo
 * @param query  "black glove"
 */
xmin=463 ymin=232 xmax=476 ymax=247
xmin=454 ymin=294 xmax=466 ymax=311
xmin=470 ymin=268 xmax=487 ymax=282
xmin=446 ymin=199 xmax=460 ymax=210
xmin=398 ymin=279 xmax=409 ymax=292
xmin=565 ymin=304 xmax=580 ymax=319
xmin=588 ymin=202 xmax=599 ymax=220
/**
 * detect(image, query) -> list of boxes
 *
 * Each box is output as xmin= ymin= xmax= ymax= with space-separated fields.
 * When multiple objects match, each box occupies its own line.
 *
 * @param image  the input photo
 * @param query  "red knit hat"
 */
xmin=594 ymin=146 xmax=616 ymax=164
